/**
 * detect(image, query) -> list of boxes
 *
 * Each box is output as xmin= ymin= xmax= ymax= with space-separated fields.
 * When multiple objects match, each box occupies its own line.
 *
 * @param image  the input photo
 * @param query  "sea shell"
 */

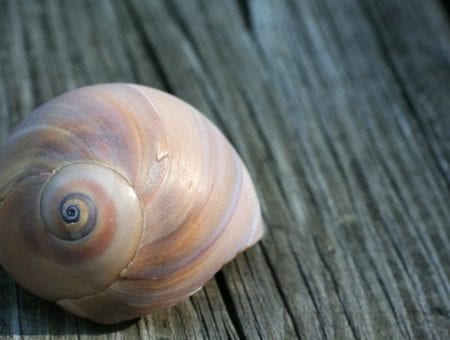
xmin=0 ymin=84 xmax=264 ymax=324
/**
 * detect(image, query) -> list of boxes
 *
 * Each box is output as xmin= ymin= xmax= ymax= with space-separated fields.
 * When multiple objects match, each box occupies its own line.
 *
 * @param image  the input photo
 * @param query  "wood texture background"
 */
xmin=0 ymin=0 xmax=449 ymax=339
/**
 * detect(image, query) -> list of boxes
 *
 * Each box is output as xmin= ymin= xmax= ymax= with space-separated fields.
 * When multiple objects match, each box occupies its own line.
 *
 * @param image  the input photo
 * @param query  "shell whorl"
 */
xmin=0 ymin=84 xmax=264 ymax=324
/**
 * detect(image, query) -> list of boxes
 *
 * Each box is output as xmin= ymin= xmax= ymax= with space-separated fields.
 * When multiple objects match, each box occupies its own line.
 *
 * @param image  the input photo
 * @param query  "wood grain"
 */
xmin=0 ymin=0 xmax=448 ymax=339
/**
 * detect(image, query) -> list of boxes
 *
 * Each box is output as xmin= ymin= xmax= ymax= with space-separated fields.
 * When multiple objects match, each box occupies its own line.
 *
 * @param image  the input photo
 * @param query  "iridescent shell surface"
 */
xmin=0 ymin=84 xmax=264 ymax=324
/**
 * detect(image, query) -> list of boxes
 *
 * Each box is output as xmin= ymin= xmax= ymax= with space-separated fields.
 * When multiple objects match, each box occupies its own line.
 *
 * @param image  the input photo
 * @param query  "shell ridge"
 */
xmin=126 ymin=84 xmax=170 ymax=194
xmin=98 ymin=87 xmax=148 ymax=184
xmin=238 ymin=203 xmax=263 ymax=251
xmin=0 ymin=170 xmax=54 ymax=207
xmin=126 ymin=108 xmax=215 ymax=264
xmin=124 ymin=123 xmax=244 ymax=279
xmin=0 ymin=124 xmax=96 ymax=198
xmin=4 ymin=124 xmax=98 ymax=161
xmin=138 ymin=164 xmax=244 ymax=279
xmin=140 ymin=105 xmax=214 ymax=243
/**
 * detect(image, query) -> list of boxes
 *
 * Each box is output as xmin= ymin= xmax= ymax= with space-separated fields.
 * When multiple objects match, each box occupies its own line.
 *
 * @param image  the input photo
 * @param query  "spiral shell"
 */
xmin=0 ymin=84 xmax=264 ymax=324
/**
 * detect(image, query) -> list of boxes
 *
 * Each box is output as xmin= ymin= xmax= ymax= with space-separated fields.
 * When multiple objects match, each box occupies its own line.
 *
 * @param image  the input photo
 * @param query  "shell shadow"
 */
xmin=0 ymin=267 xmax=137 ymax=336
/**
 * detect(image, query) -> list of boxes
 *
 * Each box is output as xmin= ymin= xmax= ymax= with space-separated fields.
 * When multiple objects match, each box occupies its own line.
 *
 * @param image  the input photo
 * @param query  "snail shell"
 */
xmin=0 ymin=84 xmax=264 ymax=324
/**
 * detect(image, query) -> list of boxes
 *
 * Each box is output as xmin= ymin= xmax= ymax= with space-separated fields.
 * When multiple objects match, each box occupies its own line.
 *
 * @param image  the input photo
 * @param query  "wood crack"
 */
xmin=258 ymin=244 xmax=305 ymax=339
xmin=235 ymin=0 xmax=252 ymax=31
xmin=310 ymin=234 xmax=360 ymax=340
xmin=233 ymin=260 xmax=264 ymax=340
xmin=367 ymin=250 xmax=412 ymax=339
xmin=215 ymin=271 xmax=246 ymax=340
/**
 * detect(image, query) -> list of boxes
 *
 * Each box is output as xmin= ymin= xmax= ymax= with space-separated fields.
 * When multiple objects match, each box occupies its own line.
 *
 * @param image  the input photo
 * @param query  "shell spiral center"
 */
xmin=57 ymin=193 xmax=97 ymax=240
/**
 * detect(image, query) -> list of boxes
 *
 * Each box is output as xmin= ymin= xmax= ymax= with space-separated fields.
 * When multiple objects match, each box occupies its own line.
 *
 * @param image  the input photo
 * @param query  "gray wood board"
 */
xmin=0 ymin=0 xmax=448 ymax=339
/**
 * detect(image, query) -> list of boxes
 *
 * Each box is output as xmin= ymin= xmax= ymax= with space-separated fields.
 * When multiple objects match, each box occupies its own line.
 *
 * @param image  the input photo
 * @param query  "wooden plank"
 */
xmin=248 ymin=0 xmax=449 ymax=338
xmin=362 ymin=0 xmax=450 ymax=182
xmin=0 ymin=0 xmax=448 ymax=339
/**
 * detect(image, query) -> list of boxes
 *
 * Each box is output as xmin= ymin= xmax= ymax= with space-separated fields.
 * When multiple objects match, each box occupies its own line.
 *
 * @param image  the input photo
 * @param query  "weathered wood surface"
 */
xmin=0 ymin=0 xmax=449 ymax=338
